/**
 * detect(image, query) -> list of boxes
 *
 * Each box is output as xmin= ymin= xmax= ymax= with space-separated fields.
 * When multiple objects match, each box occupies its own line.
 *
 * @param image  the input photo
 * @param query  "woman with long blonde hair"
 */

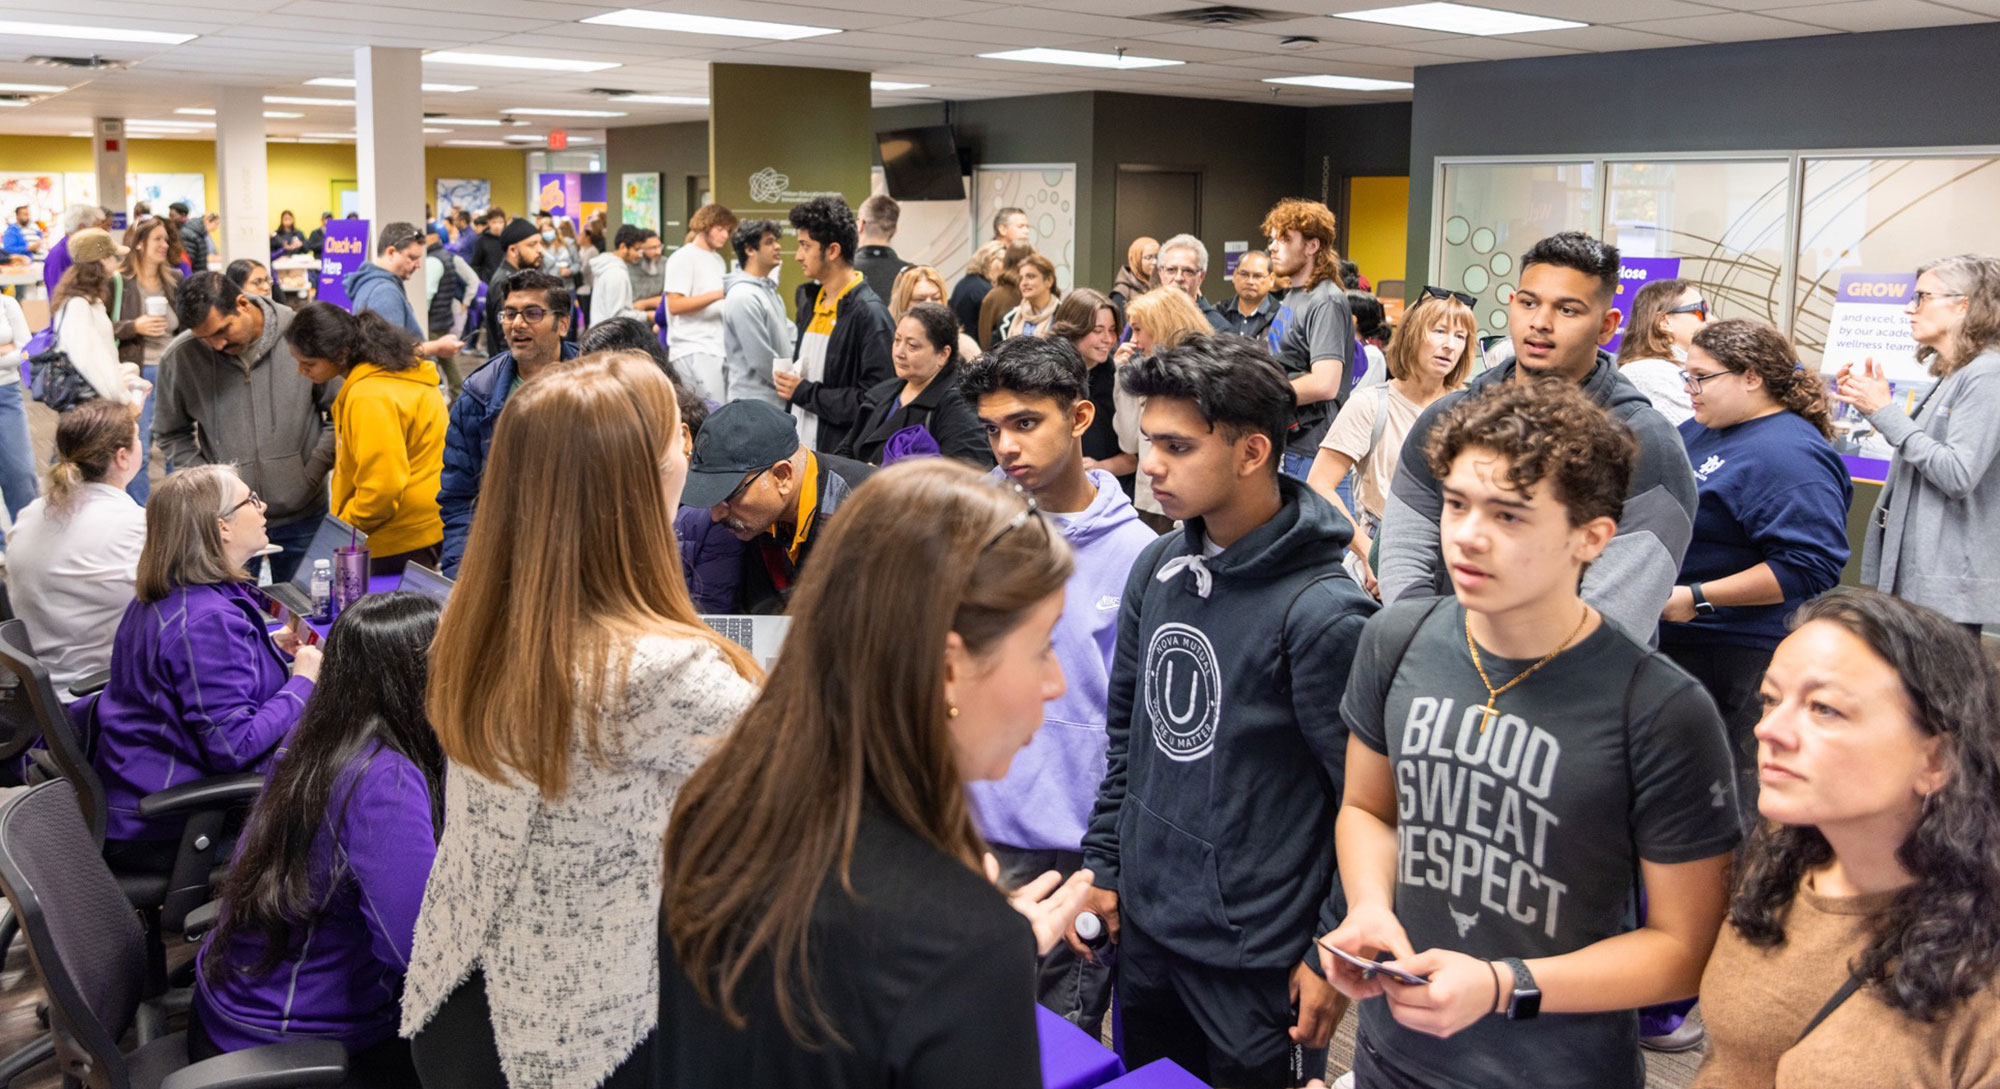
xmin=1115 ymin=287 xmax=1213 ymax=524
xmin=403 ymin=351 xmax=760 ymax=1089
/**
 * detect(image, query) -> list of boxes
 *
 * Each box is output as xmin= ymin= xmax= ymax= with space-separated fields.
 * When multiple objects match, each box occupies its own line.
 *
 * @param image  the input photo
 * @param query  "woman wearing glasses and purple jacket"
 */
xmin=92 ymin=465 xmax=320 ymax=873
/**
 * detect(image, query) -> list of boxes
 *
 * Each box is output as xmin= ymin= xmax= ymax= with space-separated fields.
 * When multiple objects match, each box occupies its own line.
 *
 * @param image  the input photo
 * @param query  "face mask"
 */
xmin=541 ymin=230 xmax=556 ymax=242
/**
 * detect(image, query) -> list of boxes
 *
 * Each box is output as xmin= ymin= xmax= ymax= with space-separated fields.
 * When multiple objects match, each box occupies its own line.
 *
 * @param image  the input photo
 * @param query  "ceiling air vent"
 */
xmin=27 ymin=54 xmax=131 ymax=70
xmin=1133 ymin=6 xmax=1306 ymax=28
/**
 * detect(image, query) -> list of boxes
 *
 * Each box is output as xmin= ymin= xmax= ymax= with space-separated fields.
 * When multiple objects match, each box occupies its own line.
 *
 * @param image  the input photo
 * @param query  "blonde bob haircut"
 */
xmin=889 ymin=265 xmax=950 ymax=321
xmin=427 ymin=351 xmax=757 ymax=800
xmin=1386 ymin=294 xmax=1478 ymax=388
xmin=1125 ymin=287 xmax=1211 ymax=353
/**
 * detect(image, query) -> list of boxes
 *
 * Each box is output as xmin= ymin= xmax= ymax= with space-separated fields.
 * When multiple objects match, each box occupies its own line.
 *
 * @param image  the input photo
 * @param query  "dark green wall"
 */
xmin=605 ymin=120 xmax=707 ymax=238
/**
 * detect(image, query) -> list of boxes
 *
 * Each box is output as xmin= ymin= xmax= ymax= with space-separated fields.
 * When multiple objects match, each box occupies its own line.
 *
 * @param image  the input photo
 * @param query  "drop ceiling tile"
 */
xmin=1760 ymin=0 xmax=1988 ymax=32
xmin=1496 ymin=24 xmax=1710 ymax=51
xmin=1501 ymin=0 xmax=1716 ymax=21
xmin=1618 ymin=10 xmax=1845 ymax=41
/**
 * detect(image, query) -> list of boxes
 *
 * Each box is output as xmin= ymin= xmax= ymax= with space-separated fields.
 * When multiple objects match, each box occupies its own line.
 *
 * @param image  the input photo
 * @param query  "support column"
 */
xmin=215 ymin=87 xmax=269 ymax=267
xmin=92 ymin=118 xmax=127 ymax=224
xmin=354 ymin=45 xmax=426 ymax=315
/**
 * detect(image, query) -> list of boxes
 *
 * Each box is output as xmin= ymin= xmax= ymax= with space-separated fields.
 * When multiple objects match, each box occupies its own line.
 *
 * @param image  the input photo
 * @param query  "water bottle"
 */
xmin=310 ymin=559 xmax=333 ymax=621
xmin=1074 ymin=911 xmax=1110 ymax=952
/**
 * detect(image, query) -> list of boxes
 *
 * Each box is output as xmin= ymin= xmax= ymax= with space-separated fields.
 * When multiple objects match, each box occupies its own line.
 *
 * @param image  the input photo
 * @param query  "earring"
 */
xmin=948 ymin=704 xmax=960 ymax=719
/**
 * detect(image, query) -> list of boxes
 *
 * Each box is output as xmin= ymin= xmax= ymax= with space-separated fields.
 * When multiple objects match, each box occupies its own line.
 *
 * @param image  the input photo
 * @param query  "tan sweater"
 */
xmin=1694 ymin=879 xmax=2000 ymax=1089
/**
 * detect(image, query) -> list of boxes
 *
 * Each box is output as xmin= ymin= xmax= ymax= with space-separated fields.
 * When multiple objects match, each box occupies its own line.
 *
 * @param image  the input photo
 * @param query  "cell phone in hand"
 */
xmin=1320 ymin=940 xmax=1430 ymax=985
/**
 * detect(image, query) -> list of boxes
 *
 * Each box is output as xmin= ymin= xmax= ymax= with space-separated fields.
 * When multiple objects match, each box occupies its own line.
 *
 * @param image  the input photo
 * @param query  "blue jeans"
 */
xmin=0 ymin=382 xmax=39 ymax=528
xmin=1283 ymin=449 xmax=1354 ymax=513
xmin=264 ymin=510 xmax=325 ymax=586
xmin=126 ymin=365 xmax=157 ymax=505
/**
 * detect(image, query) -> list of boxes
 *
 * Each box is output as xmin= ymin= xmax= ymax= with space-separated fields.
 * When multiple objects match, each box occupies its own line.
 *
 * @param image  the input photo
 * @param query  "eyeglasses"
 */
xmin=1910 ymin=291 xmax=1966 ymax=308
xmin=1680 ymin=369 xmax=1736 ymax=393
xmin=1158 ymin=264 xmax=1201 ymax=279
xmin=720 ymin=467 xmax=768 ymax=507
xmin=980 ymin=482 xmax=1044 ymax=554
xmin=220 ymin=490 xmax=265 ymax=518
xmin=1667 ymin=298 xmax=1711 ymax=320
xmin=1421 ymin=285 xmax=1477 ymax=307
xmin=497 ymin=306 xmax=552 ymax=325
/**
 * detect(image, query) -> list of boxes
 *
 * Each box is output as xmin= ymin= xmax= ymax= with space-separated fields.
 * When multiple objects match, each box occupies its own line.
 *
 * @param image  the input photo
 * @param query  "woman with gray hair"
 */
xmin=41 ymin=202 xmax=108 ymax=296
xmin=1836 ymin=253 xmax=2000 ymax=638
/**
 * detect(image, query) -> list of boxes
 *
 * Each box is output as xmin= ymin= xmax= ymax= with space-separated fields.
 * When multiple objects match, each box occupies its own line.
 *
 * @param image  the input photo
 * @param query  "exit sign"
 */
xmin=548 ymin=130 xmax=567 ymax=150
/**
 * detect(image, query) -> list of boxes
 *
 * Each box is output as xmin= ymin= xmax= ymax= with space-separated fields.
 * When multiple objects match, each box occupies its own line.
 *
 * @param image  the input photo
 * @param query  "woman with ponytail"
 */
xmin=3 ymin=399 xmax=148 ymax=691
xmin=286 ymin=301 xmax=445 ymax=575
xmin=1660 ymin=318 xmax=1852 ymax=814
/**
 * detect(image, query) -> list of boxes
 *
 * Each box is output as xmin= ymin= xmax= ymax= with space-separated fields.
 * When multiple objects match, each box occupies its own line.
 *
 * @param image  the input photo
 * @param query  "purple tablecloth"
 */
xmin=1098 ymin=1059 xmax=1209 ymax=1088
xmin=1039 ymin=1005 xmax=1124 ymax=1089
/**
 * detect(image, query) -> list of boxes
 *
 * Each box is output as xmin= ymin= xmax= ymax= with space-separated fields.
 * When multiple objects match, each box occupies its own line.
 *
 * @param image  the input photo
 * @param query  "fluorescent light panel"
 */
xmin=0 ymin=82 xmax=67 ymax=94
xmin=424 ymin=51 xmax=619 ymax=72
xmin=301 ymin=132 xmax=355 ymax=139
xmin=871 ymin=81 xmax=929 ymax=91
xmin=426 ymin=117 xmax=505 ymax=126
xmin=611 ymin=94 xmax=707 ymax=105
xmin=1333 ymin=3 xmax=1585 ymax=36
xmin=0 ymin=102 xmax=28 ymax=109
xmin=1262 ymin=74 xmax=1413 ymax=91
xmin=443 ymin=139 xmax=508 ymax=147
xmin=423 ymin=127 xmax=454 ymax=134
xmin=129 ymin=119 xmax=213 ymax=129
xmin=978 ymin=47 xmax=1181 ymax=70
xmin=264 ymin=95 xmax=353 ymax=106
xmin=581 ymin=9 xmax=836 ymax=40
xmin=306 ymin=77 xmax=476 ymax=92
xmin=500 ymin=107 xmax=626 ymax=117
xmin=175 ymin=108 xmax=306 ymax=118
xmin=0 ymin=19 xmax=195 ymax=44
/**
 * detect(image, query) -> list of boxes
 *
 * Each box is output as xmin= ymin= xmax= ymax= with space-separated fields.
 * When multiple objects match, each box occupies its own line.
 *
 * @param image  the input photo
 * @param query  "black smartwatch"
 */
xmin=1500 ymin=957 xmax=1541 ymax=1021
xmin=1688 ymin=582 xmax=1717 ymax=617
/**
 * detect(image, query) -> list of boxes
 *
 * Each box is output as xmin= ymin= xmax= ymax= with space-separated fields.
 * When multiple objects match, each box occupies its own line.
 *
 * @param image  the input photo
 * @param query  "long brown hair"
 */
xmin=1386 ymin=293 xmax=1477 ymax=388
xmin=427 ymin=352 xmax=756 ymax=799
xmin=134 ymin=466 xmax=252 ymax=602
xmin=52 ymin=259 xmax=116 ymax=313
xmin=1915 ymin=254 xmax=2000 ymax=377
xmin=663 ymin=460 xmax=1072 ymax=1047
xmin=1126 ymin=287 xmax=1210 ymax=351
xmin=1691 ymin=319 xmax=1835 ymax=438
xmin=1615 ymin=278 xmax=1695 ymax=365
xmin=44 ymin=400 xmax=139 ymax=517
xmin=121 ymin=218 xmax=171 ymax=281
xmin=1047 ymin=287 xmax=1115 ymax=344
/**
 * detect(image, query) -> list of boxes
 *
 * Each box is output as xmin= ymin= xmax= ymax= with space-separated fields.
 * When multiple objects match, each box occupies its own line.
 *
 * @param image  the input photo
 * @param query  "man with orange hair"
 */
xmin=1261 ymin=198 xmax=1356 ymax=481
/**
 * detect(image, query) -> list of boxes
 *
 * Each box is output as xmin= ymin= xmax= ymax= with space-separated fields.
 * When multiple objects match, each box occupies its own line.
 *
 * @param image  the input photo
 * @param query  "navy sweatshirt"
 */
xmin=1081 ymin=476 xmax=1376 ymax=972
xmin=1661 ymin=411 xmax=1852 ymax=651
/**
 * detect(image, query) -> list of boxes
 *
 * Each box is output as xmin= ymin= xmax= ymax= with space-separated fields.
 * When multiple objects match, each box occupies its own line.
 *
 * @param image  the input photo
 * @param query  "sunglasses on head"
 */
xmin=1421 ymin=285 xmax=1478 ymax=307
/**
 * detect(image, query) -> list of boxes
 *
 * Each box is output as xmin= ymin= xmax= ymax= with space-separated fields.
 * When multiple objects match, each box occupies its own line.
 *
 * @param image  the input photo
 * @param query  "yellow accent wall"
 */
xmin=1347 ymin=175 xmax=1410 ymax=288
xmin=0 ymin=136 xmax=525 ymax=228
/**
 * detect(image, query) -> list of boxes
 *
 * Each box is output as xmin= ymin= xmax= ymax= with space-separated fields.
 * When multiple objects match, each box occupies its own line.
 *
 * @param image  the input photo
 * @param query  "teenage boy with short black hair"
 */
xmin=959 ymin=336 xmax=1159 ymax=1033
xmin=1080 ymin=333 xmax=1377 ymax=1087
xmin=1377 ymin=232 xmax=1697 ymax=642
xmin=1323 ymin=379 xmax=1738 ymax=1089
xmin=774 ymin=195 xmax=893 ymax=456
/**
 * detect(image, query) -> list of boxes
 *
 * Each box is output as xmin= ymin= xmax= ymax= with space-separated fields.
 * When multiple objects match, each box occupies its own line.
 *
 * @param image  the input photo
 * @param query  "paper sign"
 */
xmin=1821 ymin=272 xmax=1925 ymax=483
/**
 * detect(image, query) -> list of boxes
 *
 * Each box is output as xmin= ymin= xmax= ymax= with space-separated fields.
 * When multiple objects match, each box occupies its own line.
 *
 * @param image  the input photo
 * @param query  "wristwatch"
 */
xmin=1500 ymin=957 xmax=1541 ymax=1021
xmin=1688 ymin=582 xmax=1717 ymax=617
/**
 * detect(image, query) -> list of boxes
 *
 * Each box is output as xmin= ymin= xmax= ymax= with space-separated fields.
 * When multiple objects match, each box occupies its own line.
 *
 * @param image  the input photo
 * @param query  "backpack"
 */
xmin=29 ymin=282 xmax=119 ymax=413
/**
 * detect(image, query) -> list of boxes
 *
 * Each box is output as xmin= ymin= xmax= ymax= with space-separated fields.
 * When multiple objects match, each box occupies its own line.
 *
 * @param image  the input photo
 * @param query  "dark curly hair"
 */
xmin=1690 ymin=319 xmax=1835 ymax=439
xmin=1729 ymin=588 xmax=2000 ymax=1022
xmin=1424 ymin=377 xmax=1635 ymax=527
xmin=787 ymin=195 xmax=858 ymax=267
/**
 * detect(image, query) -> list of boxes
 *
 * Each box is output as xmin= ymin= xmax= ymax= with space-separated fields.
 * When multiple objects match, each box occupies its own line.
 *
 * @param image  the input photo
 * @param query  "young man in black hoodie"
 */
xmin=773 ymin=195 xmax=893 ymax=457
xmin=1078 ymin=334 xmax=1377 ymax=1087
xmin=1322 ymin=380 xmax=1737 ymax=1089
xmin=1376 ymin=232 xmax=1697 ymax=643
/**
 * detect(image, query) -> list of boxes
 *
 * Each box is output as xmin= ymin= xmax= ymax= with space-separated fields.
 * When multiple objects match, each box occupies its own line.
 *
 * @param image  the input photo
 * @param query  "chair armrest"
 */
xmin=182 ymin=900 xmax=222 ymax=941
xmin=158 ymin=1039 xmax=347 ymax=1089
xmin=137 ymin=773 xmax=265 ymax=818
xmin=68 ymin=669 xmax=111 ymax=698
xmin=27 ymin=749 xmax=59 ymax=784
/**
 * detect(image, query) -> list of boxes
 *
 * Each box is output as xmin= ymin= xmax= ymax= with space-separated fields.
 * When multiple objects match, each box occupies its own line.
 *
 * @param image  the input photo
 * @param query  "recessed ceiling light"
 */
xmin=426 ymin=117 xmax=504 ymax=126
xmin=129 ymin=119 xmax=214 ymax=129
xmin=174 ymin=108 xmax=213 ymax=115
xmin=610 ymin=94 xmax=708 ymax=106
xmin=1334 ymin=3 xmax=1585 ymax=36
xmin=264 ymin=96 xmax=353 ymax=107
xmin=871 ymin=81 xmax=930 ymax=91
xmin=423 ymin=127 xmax=454 ymax=134
xmin=442 ymin=139 xmax=509 ymax=147
xmin=264 ymin=111 xmax=304 ymax=119
xmin=580 ymin=9 xmax=837 ymax=40
xmin=1262 ymin=74 xmax=1414 ymax=91
xmin=978 ymin=48 xmax=1181 ymax=70
xmin=307 ymin=77 xmax=477 ymax=92
xmin=68 ymin=130 xmax=93 ymax=136
xmin=424 ymin=50 xmax=619 ymax=73
xmin=0 ymin=19 xmax=195 ymax=45
xmin=0 ymin=101 xmax=29 ymax=109
xmin=301 ymin=132 xmax=356 ymax=139
xmin=0 ymin=82 xmax=67 ymax=94
xmin=500 ymin=107 xmax=627 ymax=117
xmin=502 ymin=134 xmax=543 ymax=142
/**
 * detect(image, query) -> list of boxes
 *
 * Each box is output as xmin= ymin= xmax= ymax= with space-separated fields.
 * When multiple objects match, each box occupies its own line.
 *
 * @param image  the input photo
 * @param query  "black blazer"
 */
xmin=788 ymin=277 xmax=896 ymax=456
xmin=837 ymin=362 xmax=993 ymax=468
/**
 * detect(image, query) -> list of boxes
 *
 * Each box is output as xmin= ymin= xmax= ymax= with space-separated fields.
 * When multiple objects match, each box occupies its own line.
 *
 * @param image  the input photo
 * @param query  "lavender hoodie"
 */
xmin=94 ymin=582 xmax=312 ymax=843
xmin=968 ymin=470 xmax=1156 ymax=851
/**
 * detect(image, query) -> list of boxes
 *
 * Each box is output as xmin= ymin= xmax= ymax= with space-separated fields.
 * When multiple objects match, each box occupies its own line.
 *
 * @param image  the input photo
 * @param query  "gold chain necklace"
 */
xmin=1465 ymin=605 xmax=1591 ymax=733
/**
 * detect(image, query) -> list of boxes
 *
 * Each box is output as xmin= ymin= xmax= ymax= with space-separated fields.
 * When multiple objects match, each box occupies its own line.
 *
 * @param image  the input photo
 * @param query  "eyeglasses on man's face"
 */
xmin=498 ymin=306 xmax=553 ymax=326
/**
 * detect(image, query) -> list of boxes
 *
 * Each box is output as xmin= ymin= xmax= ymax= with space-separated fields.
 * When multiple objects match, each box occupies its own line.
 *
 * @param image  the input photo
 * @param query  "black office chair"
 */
xmin=0 ymin=779 xmax=346 ymax=1089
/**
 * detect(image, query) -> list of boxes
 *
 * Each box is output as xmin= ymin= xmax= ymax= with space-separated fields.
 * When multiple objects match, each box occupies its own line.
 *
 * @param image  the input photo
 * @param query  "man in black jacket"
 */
xmin=852 ymin=194 xmax=913 ymax=303
xmin=682 ymin=399 xmax=875 ymax=614
xmin=773 ymin=196 xmax=894 ymax=456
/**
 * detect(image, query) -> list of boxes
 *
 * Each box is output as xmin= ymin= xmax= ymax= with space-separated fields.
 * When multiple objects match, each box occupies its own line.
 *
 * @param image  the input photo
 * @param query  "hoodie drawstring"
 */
xmin=1157 ymin=554 xmax=1213 ymax=599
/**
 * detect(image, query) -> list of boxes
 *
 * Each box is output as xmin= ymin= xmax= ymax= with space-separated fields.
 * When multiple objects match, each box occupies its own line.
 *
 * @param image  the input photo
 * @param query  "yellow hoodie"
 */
xmin=331 ymin=358 xmax=446 ymax=557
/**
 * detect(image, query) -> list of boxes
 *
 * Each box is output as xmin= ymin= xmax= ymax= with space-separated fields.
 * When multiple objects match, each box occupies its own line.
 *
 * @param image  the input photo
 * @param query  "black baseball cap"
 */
xmin=681 ymin=400 xmax=802 ymax=509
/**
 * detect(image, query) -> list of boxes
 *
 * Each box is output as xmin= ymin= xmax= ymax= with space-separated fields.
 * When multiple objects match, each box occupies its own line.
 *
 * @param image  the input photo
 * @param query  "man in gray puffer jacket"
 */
xmin=720 ymin=218 xmax=794 ymax=408
xmin=159 ymin=272 xmax=338 ymax=582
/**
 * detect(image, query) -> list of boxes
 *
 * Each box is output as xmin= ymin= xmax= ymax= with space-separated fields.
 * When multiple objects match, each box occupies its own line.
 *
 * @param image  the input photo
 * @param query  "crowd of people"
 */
xmin=1 ymin=182 xmax=1997 ymax=1089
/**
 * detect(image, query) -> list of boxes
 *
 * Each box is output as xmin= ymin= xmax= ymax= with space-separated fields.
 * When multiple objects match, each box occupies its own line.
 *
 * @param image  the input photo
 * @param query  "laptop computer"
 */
xmin=699 ymin=614 xmax=792 ymax=670
xmin=266 ymin=515 xmax=369 ymax=618
xmin=397 ymin=563 xmax=455 ymax=604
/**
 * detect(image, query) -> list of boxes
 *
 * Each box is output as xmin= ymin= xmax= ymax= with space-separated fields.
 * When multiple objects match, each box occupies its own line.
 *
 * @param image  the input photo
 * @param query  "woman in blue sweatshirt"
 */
xmin=192 ymin=591 xmax=445 ymax=1089
xmin=1660 ymin=319 xmax=1851 ymax=805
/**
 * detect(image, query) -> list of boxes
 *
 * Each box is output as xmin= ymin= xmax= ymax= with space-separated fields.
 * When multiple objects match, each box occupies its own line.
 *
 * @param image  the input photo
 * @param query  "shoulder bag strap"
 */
xmin=1795 ymin=971 xmax=1864 ymax=1046
xmin=1369 ymin=382 xmax=1391 ymax=455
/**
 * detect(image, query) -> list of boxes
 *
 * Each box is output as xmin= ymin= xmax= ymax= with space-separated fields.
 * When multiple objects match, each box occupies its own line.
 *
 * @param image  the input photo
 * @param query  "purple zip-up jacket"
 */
xmin=42 ymin=235 xmax=72 ymax=299
xmin=194 ymin=743 xmax=438 ymax=1053
xmin=94 ymin=582 xmax=313 ymax=843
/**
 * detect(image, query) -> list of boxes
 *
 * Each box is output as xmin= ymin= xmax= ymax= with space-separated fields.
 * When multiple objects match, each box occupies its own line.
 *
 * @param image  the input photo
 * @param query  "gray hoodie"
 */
xmin=721 ymin=270 xmax=794 ymax=409
xmin=153 ymin=295 xmax=339 ymax=527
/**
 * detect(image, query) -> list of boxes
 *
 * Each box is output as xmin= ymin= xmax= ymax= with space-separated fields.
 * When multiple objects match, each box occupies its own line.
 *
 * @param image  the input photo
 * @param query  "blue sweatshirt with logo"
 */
xmin=1082 ymin=476 xmax=1376 ymax=970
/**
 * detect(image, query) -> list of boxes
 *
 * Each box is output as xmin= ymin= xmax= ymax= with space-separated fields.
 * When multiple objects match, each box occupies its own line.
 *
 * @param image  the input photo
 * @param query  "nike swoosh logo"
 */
xmin=1096 ymin=595 xmax=1119 ymax=610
